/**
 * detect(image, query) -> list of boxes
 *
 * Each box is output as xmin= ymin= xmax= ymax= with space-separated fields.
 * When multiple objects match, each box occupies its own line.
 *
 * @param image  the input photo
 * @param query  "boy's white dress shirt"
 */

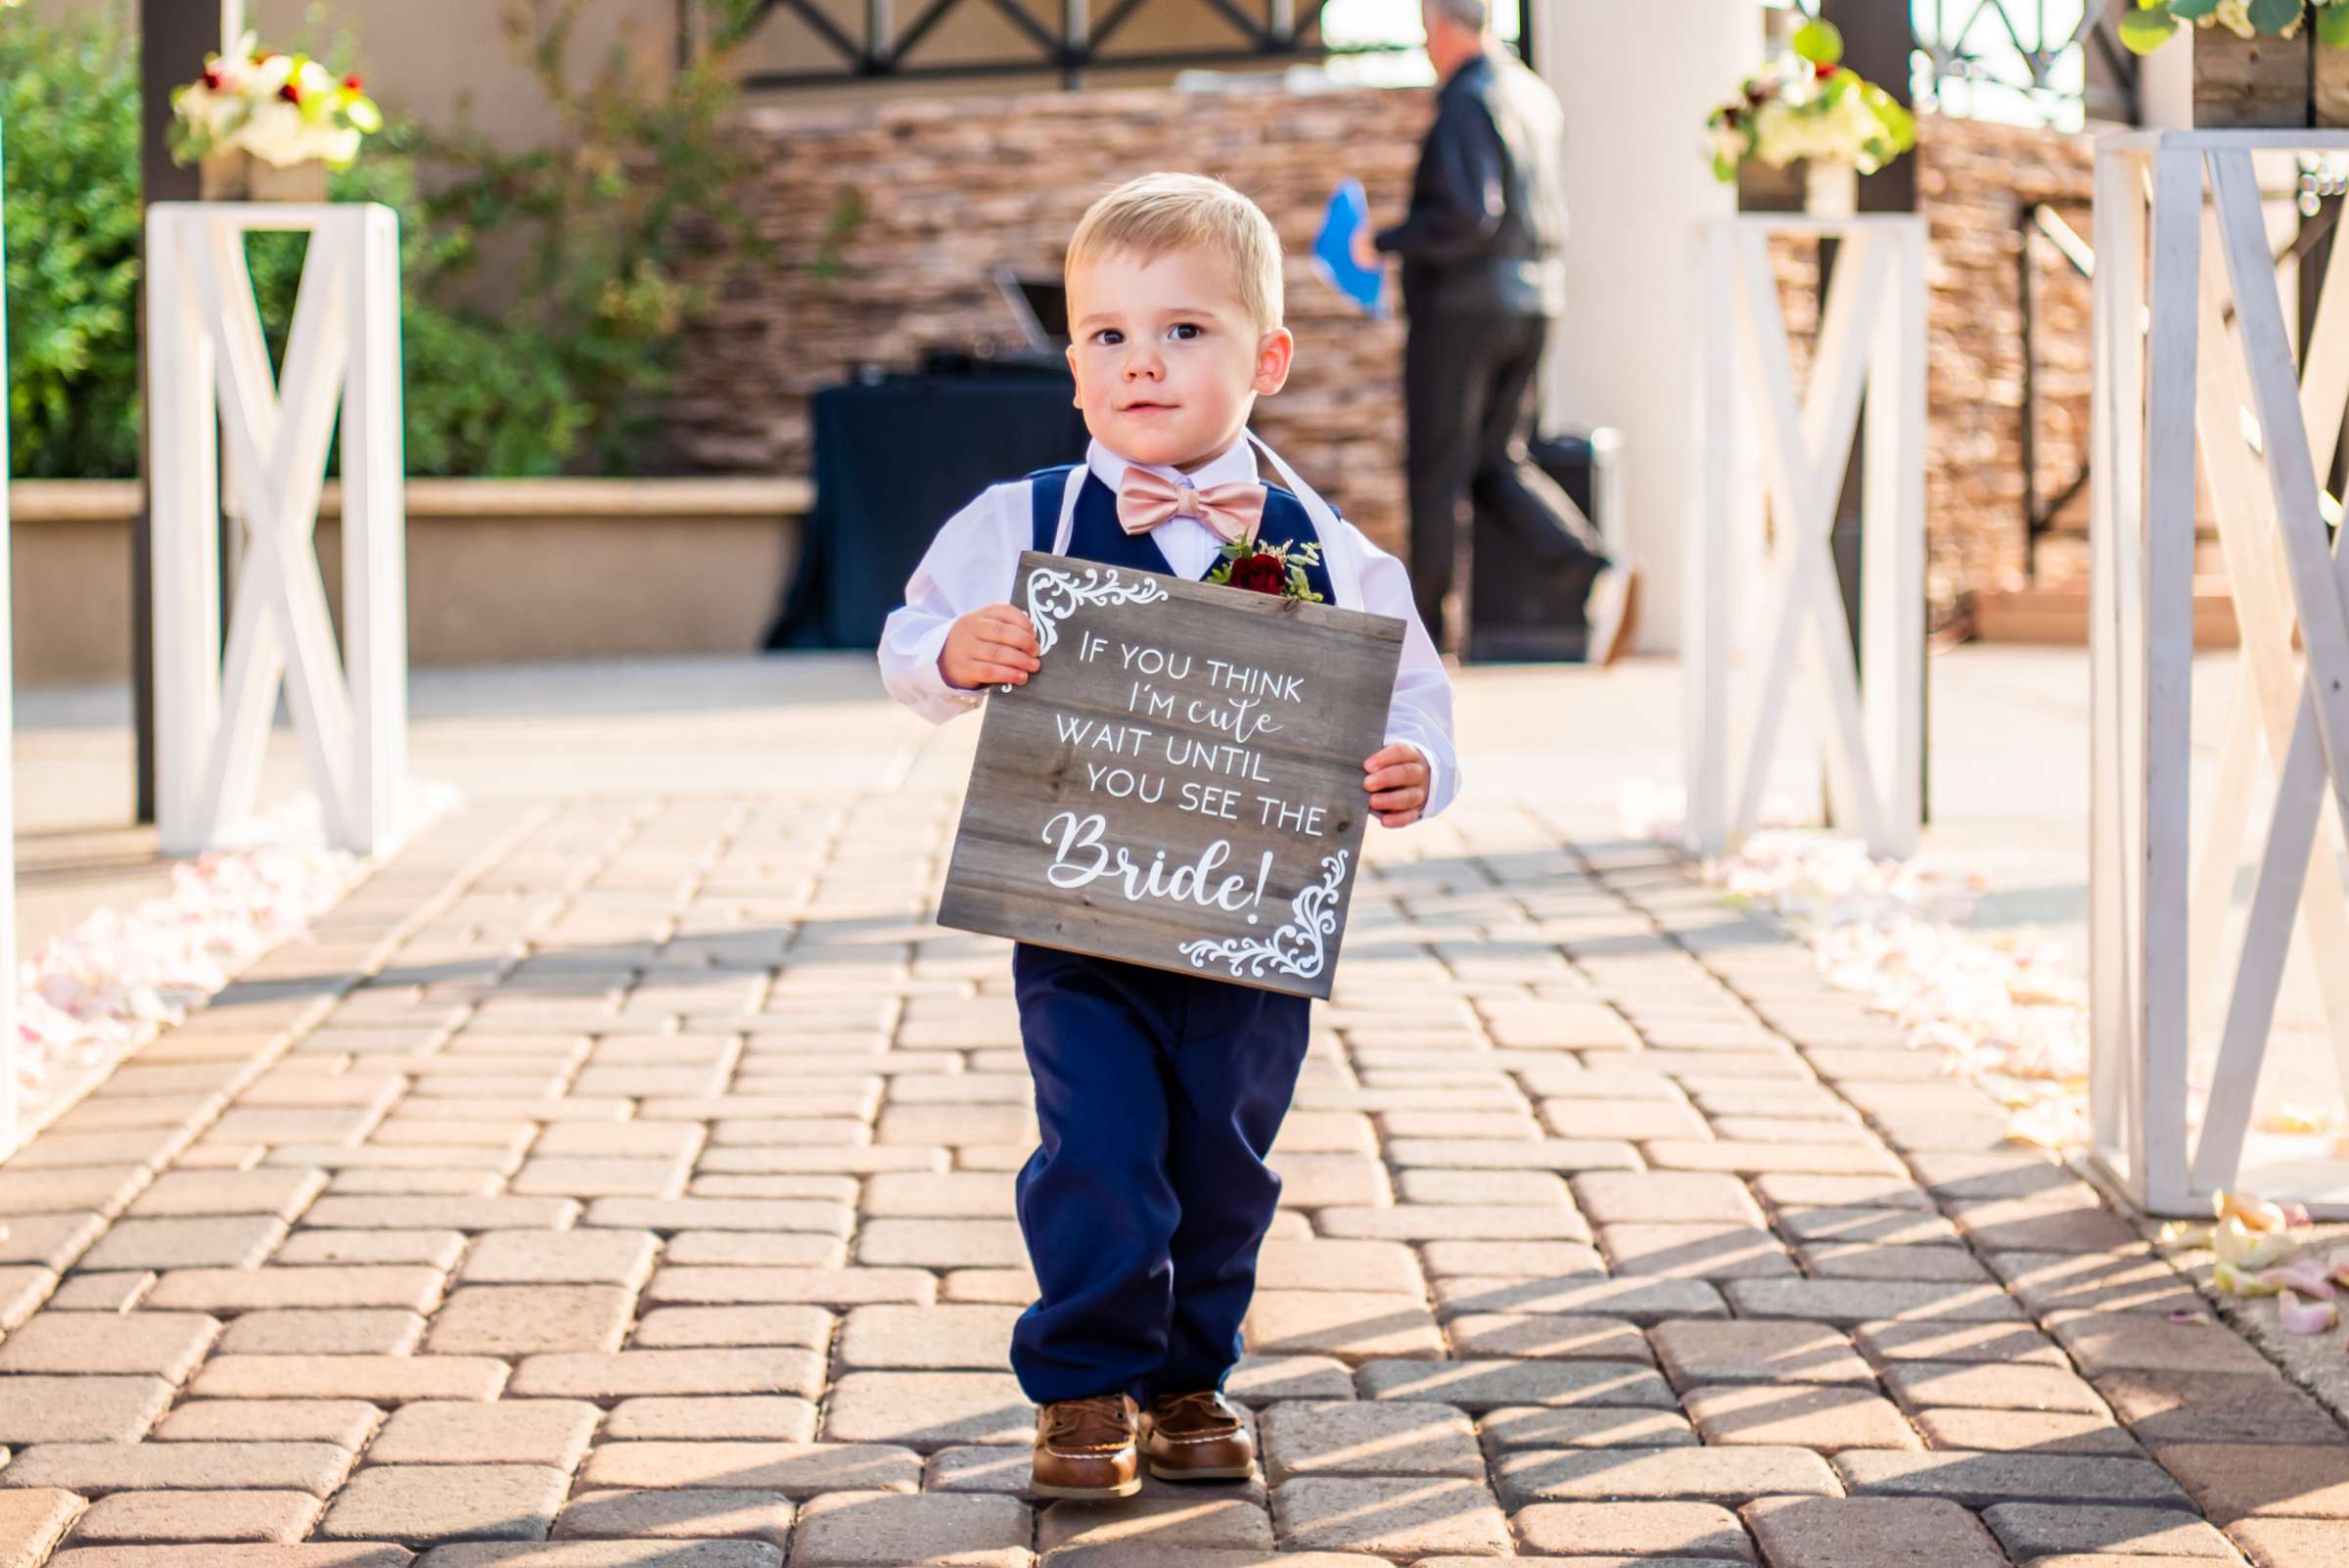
xmin=878 ymin=433 xmax=1460 ymax=819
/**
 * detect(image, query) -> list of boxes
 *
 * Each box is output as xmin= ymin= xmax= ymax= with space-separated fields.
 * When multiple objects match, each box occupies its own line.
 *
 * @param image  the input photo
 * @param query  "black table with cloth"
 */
xmin=767 ymin=365 xmax=1092 ymax=650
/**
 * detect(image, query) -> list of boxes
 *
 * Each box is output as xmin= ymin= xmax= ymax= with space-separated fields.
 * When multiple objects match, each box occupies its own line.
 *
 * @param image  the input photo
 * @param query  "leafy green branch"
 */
xmin=2123 ymin=0 xmax=2349 ymax=56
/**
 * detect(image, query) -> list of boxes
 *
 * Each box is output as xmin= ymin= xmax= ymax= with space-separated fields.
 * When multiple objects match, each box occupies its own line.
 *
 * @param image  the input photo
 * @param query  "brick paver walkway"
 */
xmin=0 ymin=784 xmax=2334 ymax=1566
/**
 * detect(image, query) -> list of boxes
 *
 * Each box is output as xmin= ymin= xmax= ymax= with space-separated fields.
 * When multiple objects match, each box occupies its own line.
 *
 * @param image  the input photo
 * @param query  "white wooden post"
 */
xmin=1682 ymin=213 xmax=1928 ymax=860
xmin=146 ymin=203 xmax=407 ymax=856
xmin=1684 ymin=222 xmax=1738 ymax=846
xmin=2091 ymin=129 xmax=2349 ymax=1217
xmin=0 ymin=119 xmax=18 ymax=1154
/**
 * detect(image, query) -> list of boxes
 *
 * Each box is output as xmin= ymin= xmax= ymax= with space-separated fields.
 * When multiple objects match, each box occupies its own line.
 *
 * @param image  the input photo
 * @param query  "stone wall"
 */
xmin=668 ymin=86 xmax=1430 ymax=556
xmin=668 ymin=89 xmax=2102 ymax=623
xmin=1916 ymin=115 xmax=2097 ymax=610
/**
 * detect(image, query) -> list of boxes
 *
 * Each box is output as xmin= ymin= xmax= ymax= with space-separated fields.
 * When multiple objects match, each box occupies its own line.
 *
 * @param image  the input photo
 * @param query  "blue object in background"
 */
xmin=1312 ymin=178 xmax=1385 ymax=319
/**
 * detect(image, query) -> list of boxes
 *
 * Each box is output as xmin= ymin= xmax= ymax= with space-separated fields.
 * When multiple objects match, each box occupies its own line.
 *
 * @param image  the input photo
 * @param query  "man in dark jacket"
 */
xmin=1364 ymin=0 xmax=1637 ymax=664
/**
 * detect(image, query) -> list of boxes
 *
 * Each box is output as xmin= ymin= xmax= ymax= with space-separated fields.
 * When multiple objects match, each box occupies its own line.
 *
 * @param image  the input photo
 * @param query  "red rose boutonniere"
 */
xmin=1205 ymin=537 xmax=1326 ymax=603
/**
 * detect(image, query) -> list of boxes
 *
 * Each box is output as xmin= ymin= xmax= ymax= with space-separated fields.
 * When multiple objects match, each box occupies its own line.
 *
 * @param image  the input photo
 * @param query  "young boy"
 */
xmin=878 ymin=172 xmax=1459 ymax=1499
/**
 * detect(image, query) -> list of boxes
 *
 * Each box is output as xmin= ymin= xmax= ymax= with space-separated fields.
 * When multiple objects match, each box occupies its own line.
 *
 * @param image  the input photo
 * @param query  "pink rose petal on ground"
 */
xmin=8 ymin=784 xmax=458 ymax=1145
xmin=2262 ymin=1258 xmax=2334 ymax=1298
xmin=1627 ymin=800 xmax=2346 ymax=1179
xmin=2281 ymin=1290 xmax=2339 ymax=1333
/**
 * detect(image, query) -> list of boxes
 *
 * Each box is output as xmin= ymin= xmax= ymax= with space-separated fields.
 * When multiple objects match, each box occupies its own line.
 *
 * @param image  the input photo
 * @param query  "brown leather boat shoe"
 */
xmin=1141 ymin=1389 xmax=1254 ymax=1481
xmin=1032 ymin=1392 xmax=1141 ymax=1499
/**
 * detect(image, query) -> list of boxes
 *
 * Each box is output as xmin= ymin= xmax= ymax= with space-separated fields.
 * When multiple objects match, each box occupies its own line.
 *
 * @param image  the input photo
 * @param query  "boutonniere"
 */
xmin=1206 ymin=537 xmax=1326 ymax=603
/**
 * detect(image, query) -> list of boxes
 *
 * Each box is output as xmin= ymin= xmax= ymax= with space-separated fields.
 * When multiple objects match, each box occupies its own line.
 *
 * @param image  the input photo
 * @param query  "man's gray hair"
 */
xmin=1424 ymin=0 xmax=1490 ymax=30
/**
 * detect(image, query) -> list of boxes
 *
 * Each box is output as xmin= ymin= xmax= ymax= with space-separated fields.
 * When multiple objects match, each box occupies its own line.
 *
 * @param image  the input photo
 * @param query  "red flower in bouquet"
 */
xmin=1228 ymin=552 xmax=1287 ymax=595
xmin=1204 ymin=536 xmax=1326 ymax=602
xmin=169 ymin=33 xmax=386 ymax=173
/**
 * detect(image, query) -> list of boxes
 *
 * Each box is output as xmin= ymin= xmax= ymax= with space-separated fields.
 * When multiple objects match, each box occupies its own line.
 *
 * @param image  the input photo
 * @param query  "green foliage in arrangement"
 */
xmin=1 ymin=0 xmax=764 ymax=480
xmin=1703 ymin=18 xmax=1916 ymax=184
xmin=2124 ymin=0 xmax=2349 ymax=55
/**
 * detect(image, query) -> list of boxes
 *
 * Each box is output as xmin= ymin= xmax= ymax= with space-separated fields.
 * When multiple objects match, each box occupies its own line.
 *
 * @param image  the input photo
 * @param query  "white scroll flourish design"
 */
xmin=1178 ymin=851 xmax=1349 ymax=981
xmin=1018 ymin=565 xmax=1170 ymax=668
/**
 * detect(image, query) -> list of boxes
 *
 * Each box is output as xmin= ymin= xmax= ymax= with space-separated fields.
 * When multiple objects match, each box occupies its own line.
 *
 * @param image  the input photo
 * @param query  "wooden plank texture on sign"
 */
xmin=939 ymin=549 xmax=1405 ymax=1000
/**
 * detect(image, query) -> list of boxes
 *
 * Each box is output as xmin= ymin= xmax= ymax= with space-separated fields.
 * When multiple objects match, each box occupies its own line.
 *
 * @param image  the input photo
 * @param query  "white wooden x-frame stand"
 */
xmin=2092 ymin=131 xmax=2349 ymax=1217
xmin=1683 ymin=214 xmax=1927 ymax=860
xmin=146 ymin=203 xmax=407 ymax=856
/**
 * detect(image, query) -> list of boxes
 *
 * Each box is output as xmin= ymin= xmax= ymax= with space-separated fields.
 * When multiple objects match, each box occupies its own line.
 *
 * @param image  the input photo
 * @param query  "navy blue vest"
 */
xmin=1025 ymin=464 xmax=1340 ymax=605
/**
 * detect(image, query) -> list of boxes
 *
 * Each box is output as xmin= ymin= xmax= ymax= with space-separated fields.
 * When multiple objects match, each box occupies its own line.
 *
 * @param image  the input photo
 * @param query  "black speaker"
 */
xmin=1464 ymin=431 xmax=1614 ymax=664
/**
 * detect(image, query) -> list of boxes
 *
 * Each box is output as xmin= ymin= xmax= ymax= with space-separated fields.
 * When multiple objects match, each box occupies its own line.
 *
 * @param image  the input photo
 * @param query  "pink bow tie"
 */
xmin=1115 ymin=468 xmax=1266 ymax=545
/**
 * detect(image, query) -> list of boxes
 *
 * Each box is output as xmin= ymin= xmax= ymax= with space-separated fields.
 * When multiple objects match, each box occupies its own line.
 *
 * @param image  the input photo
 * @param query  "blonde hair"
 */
xmin=1066 ymin=172 xmax=1284 ymax=334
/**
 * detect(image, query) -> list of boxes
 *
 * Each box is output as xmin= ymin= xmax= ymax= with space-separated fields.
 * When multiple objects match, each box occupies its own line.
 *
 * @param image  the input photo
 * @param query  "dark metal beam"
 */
xmin=137 ymin=0 xmax=228 ymax=829
xmin=1819 ymin=0 xmax=1924 ymax=819
xmin=744 ymin=34 xmax=1403 ymax=85
xmin=1062 ymin=0 xmax=1087 ymax=88
xmin=2083 ymin=2 xmax=2141 ymax=123
xmin=2019 ymin=213 xmax=2043 ymax=582
xmin=738 ymin=0 xmax=1380 ymax=87
xmin=1824 ymin=0 xmax=1917 ymax=213
xmin=889 ymin=0 xmax=970 ymax=70
xmin=1084 ymin=0 xmax=1153 ymax=52
xmin=978 ymin=0 xmax=1064 ymax=57
xmin=1191 ymin=0 xmax=1273 ymax=48
xmin=1913 ymin=0 xmax=2135 ymax=125
xmin=772 ymin=0 xmax=868 ymax=68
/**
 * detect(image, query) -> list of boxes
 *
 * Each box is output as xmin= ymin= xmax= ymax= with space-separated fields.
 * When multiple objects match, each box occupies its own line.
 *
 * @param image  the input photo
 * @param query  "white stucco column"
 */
xmin=2136 ymin=21 xmax=2194 ymax=130
xmin=1530 ymin=0 xmax=1758 ymax=653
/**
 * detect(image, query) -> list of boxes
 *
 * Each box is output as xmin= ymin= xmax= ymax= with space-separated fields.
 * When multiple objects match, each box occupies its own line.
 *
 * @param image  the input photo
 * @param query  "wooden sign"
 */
xmin=939 ymin=550 xmax=1405 ymax=1000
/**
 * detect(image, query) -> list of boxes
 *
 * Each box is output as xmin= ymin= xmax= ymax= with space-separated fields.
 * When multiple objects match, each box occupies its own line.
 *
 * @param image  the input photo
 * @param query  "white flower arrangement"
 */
xmin=2122 ymin=0 xmax=2349 ymax=53
xmin=1705 ymin=21 xmax=1917 ymax=183
xmin=169 ymin=31 xmax=382 ymax=170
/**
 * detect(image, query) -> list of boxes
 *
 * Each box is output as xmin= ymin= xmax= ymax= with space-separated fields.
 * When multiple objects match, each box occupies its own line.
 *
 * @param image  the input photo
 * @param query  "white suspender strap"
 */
xmin=1246 ymin=429 xmax=1362 ymax=610
xmin=1050 ymin=464 xmax=1085 ymax=557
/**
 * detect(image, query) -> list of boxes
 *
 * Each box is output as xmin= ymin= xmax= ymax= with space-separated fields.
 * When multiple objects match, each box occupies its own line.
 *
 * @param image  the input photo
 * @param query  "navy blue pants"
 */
xmin=1008 ymin=942 xmax=1313 ymax=1407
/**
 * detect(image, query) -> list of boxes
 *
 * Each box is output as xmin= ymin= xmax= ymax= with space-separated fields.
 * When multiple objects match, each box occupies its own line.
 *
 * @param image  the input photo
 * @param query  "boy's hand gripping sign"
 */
xmin=939 ymin=551 xmax=1404 ymax=1000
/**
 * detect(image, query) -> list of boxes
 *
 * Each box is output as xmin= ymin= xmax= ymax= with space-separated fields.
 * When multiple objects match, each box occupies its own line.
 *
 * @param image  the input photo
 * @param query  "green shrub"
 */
xmin=420 ymin=0 xmax=764 ymax=472
xmin=0 ymin=2 xmax=750 ymax=479
xmin=244 ymin=136 xmax=590 ymax=477
xmin=2 ymin=7 xmax=142 ymax=479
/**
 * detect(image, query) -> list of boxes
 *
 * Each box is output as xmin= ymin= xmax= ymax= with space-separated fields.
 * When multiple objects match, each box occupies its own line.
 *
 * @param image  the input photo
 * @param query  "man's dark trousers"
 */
xmin=1006 ymin=942 xmax=1312 ymax=1406
xmin=1405 ymin=311 xmax=1609 ymax=645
